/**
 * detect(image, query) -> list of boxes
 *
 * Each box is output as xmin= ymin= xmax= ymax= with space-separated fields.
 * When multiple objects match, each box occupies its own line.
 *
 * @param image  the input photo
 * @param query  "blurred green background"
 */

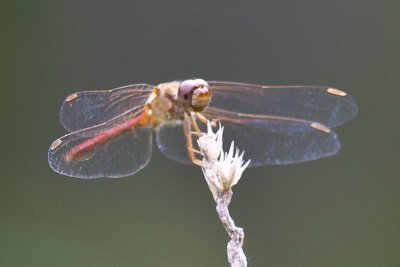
xmin=1 ymin=1 xmax=399 ymax=266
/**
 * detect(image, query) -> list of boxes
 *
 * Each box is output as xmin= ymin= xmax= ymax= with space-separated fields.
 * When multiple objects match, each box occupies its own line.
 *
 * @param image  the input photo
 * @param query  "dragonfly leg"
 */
xmin=196 ymin=112 xmax=208 ymax=125
xmin=190 ymin=114 xmax=201 ymax=132
xmin=189 ymin=131 xmax=203 ymax=136
xmin=183 ymin=114 xmax=204 ymax=166
xmin=210 ymin=119 xmax=219 ymax=128
xmin=196 ymin=112 xmax=219 ymax=128
xmin=189 ymin=148 xmax=202 ymax=154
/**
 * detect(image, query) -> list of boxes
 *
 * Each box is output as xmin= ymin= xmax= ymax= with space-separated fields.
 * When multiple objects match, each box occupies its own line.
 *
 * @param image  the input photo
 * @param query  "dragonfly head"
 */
xmin=179 ymin=79 xmax=211 ymax=112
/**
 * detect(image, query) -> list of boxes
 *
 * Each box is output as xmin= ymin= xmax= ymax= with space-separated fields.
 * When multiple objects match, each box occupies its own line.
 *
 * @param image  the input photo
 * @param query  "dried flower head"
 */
xmin=197 ymin=122 xmax=250 ymax=198
xmin=217 ymin=141 xmax=250 ymax=190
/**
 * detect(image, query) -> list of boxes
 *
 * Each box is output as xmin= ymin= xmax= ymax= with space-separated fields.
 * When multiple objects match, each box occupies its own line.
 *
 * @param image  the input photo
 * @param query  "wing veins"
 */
xmin=203 ymin=107 xmax=331 ymax=132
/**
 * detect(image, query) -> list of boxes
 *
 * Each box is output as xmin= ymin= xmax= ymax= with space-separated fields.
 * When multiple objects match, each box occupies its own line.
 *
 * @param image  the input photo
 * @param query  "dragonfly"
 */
xmin=48 ymin=78 xmax=358 ymax=179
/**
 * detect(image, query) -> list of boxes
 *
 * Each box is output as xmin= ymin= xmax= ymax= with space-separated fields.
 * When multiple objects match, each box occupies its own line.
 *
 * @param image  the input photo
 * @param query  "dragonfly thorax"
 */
xmin=149 ymin=79 xmax=212 ymax=125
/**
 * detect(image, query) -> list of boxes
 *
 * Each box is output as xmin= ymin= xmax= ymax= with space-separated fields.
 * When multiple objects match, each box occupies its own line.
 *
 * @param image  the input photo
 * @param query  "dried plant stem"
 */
xmin=197 ymin=123 xmax=249 ymax=267
xmin=216 ymin=190 xmax=247 ymax=267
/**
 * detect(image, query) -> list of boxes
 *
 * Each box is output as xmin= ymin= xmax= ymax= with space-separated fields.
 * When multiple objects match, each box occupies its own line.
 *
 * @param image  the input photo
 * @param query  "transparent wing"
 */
xmin=60 ymin=83 xmax=154 ymax=132
xmin=203 ymin=108 xmax=340 ymax=165
xmin=156 ymin=121 xmax=189 ymax=165
xmin=156 ymin=109 xmax=341 ymax=166
xmin=208 ymin=81 xmax=358 ymax=128
xmin=49 ymin=123 xmax=152 ymax=179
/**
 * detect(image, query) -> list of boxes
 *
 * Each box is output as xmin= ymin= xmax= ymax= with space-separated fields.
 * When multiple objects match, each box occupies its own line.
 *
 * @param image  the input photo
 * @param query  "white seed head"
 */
xmin=197 ymin=122 xmax=223 ymax=161
xmin=217 ymin=141 xmax=251 ymax=190
xmin=197 ymin=121 xmax=250 ymax=195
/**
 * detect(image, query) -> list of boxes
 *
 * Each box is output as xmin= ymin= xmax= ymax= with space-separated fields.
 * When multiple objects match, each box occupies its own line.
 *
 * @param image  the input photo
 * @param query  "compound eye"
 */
xmin=179 ymin=79 xmax=197 ymax=99
xmin=193 ymin=79 xmax=209 ymax=88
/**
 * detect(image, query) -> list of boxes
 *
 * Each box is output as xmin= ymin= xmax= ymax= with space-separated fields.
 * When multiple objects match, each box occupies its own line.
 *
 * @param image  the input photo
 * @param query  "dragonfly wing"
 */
xmin=49 ymin=124 xmax=152 ymax=178
xmin=60 ymin=83 xmax=154 ymax=132
xmin=156 ymin=111 xmax=340 ymax=166
xmin=203 ymin=107 xmax=340 ymax=165
xmin=156 ymin=121 xmax=191 ymax=165
xmin=208 ymin=81 xmax=358 ymax=128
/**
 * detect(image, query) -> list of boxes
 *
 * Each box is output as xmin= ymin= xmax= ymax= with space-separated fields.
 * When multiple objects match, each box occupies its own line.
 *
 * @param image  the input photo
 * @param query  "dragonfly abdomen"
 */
xmin=65 ymin=112 xmax=148 ymax=162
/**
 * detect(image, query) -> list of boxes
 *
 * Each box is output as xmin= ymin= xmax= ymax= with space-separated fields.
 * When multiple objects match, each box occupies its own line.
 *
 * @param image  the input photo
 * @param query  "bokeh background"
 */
xmin=1 ymin=1 xmax=399 ymax=266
